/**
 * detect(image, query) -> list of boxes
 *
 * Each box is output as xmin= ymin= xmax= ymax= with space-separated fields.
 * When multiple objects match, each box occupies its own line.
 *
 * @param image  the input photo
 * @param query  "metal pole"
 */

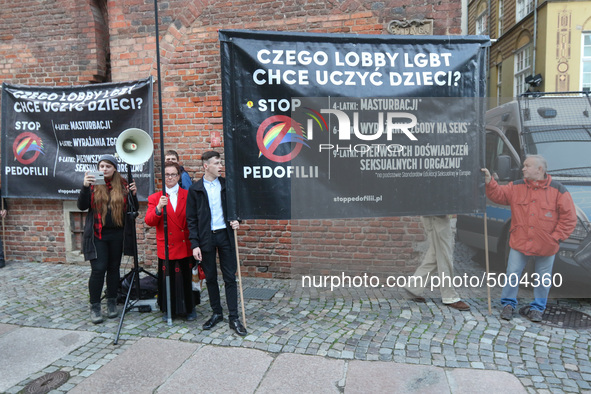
xmin=114 ymin=175 xmax=141 ymax=345
xmin=1 ymin=198 xmax=6 ymax=260
xmin=153 ymin=0 xmax=172 ymax=326
xmin=484 ymin=212 xmax=492 ymax=314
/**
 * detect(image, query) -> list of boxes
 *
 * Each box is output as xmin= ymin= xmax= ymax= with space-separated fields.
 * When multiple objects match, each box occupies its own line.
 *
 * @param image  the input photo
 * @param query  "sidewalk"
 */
xmin=0 ymin=325 xmax=526 ymax=393
xmin=1 ymin=248 xmax=591 ymax=393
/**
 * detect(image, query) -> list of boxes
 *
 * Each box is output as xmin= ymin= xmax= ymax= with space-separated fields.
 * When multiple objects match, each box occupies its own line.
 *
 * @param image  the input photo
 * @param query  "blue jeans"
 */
xmin=501 ymin=248 xmax=555 ymax=312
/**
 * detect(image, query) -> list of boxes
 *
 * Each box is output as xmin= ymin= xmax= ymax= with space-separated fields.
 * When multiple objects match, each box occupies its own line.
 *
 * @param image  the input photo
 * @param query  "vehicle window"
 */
xmin=486 ymin=130 xmax=520 ymax=178
xmin=505 ymin=128 xmax=520 ymax=154
xmin=523 ymin=126 xmax=591 ymax=177
xmin=485 ymin=132 xmax=502 ymax=170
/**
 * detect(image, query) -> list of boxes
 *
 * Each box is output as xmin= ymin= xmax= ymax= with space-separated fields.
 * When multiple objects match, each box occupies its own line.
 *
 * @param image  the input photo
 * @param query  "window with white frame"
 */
xmin=514 ymin=44 xmax=531 ymax=96
xmin=516 ymin=0 xmax=534 ymax=22
xmin=498 ymin=0 xmax=504 ymax=36
xmin=476 ymin=11 xmax=488 ymax=35
xmin=583 ymin=33 xmax=591 ymax=92
xmin=475 ymin=1 xmax=488 ymax=35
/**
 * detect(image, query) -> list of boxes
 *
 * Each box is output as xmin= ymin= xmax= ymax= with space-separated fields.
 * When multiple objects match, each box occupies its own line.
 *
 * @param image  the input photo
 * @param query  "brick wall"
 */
xmin=3 ymin=199 xmax=67 ymax=263
xmin=0 ymin=0 xmax=461 ymax=277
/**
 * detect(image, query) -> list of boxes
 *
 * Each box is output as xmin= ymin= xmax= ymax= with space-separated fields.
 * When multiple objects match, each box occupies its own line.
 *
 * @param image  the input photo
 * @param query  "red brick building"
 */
xmin=0 ymin=0 xmax=464 ymax=279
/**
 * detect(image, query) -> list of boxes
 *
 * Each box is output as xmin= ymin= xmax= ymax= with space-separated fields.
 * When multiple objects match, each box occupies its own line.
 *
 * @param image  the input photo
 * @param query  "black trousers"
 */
xmin=201 ymin=230 xmax=238 ymax=320
xmin=89 ymin=229 xmax=124 ymax=304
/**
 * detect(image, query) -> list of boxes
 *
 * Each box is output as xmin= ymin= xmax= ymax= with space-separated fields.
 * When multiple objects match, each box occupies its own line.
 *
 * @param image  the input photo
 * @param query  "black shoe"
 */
xmin=90 ymin=303 xmax=104 ymax=324
xmin=528 ymin=309 xmax=543 ymax=323
xmin=186 ymin=308 xmax=197 ymax=321
xmin=0 ymin=260 xmax=5 ymax=268
xmin=500 ymin=305 xmax=514 ymax=320
xmin=106 ymin=298 xmax=119 ymax=319
xmin=202 ymin=313 xmax=223 ymax=330
xmin=229 ymin=319 xmax=247 ymax=336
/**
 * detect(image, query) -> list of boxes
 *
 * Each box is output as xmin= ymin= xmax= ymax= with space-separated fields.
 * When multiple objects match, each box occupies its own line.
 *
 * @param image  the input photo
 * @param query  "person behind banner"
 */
xmin=145 ymin=162 xmax=197 ymax=321
xmin=77 ymin=154 xmax=138 ymax=324
xmin=165 ymin=150 xmax=192 ymax=190
xmin=404 ymin=215 xmax=471 ymax=311
xmin=482 ymin=155 xmax=576 ymax=322
xmin=186 ymin=151 xmax=246 ymax=336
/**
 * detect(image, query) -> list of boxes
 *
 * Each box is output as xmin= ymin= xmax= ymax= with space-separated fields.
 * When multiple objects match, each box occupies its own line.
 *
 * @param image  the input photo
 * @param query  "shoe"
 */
xmin=0 ymin=260 xmax=5 ymax=268
xmin=162 ymin=314 xmax=168 ymax=322
xmin=90 ymin=303 xmax=104 ymax=324
xmin=528 ymin=309 xmax=543 ymax=323
xmin=500 ymin=305 xmax=514 ymax=320
xmin=106 ymin=298 xmax=119 ymax=319
xmin=404 ymin=288 xmax=426 ymax=303
xmin=186 ymin=308 xmax=197 ymax=321
xmin=229 ymin=319 xmax=247 ymax=336
xmin=202 ymin=313 xmax=223 ymax=330
xmin=446 ymin=301 xmax=470 ymax=311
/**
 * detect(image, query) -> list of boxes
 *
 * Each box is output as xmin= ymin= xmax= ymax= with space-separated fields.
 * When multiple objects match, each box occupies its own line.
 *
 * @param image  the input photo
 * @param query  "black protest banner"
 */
xmin=1 ymin=78 xmax=154 ymax=200
xmin=219 ymin=30 xmax=489 ymax=219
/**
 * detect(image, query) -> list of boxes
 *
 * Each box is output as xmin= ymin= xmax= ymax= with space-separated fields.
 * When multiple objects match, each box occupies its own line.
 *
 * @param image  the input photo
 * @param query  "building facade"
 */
xmin=469 ymin=0 xmax=591 ymax=105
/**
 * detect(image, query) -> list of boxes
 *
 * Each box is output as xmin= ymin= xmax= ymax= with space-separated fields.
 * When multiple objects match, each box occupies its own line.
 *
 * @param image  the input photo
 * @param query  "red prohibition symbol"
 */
xmin=13 ymin=132 xmax=43 ymax=165
xmin=256 ymin=115 xmax=304 ymax=163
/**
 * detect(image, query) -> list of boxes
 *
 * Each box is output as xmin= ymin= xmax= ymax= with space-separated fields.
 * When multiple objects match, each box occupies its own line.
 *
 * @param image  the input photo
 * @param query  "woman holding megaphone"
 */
xmin=77 ymin=154 xmax=137 ymax=324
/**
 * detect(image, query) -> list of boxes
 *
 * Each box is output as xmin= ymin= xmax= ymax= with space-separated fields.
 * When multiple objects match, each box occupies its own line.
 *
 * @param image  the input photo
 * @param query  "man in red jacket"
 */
xmin=482 ymin=155 xmax=576 ymax=322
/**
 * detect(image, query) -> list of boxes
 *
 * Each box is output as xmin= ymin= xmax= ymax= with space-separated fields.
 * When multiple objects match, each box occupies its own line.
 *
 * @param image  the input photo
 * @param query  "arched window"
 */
xmin=476 ymin=1 xmax=488 ymax=35
xmin=514 ymin=35 xmax=532 ymax=96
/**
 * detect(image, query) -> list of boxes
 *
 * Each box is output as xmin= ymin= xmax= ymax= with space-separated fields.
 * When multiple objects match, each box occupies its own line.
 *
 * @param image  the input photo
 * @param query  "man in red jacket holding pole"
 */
xmin=482 ymin=155 xmax=576 ymax=322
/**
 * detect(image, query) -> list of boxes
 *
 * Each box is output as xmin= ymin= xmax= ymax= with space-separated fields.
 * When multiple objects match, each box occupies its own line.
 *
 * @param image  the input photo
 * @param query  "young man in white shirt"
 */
xmin=186 ymin=151 xmax=246 ymax=336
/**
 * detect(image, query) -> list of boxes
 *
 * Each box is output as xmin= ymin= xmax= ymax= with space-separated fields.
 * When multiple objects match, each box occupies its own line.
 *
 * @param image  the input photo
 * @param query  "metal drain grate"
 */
xmin=24 ymin=371 xmax=70 ymax=394
xmin=519 ymin=305 xmax=591 ymax=329
xmin=242 ymin=287 xmax=278 ymax=300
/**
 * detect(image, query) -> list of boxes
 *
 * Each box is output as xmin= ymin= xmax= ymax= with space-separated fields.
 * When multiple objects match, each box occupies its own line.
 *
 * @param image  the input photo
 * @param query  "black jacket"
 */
xmin=77 ymin=184 xmax=137 ymax=261
xmin=186 ymin=176 xmax=235 ymax=252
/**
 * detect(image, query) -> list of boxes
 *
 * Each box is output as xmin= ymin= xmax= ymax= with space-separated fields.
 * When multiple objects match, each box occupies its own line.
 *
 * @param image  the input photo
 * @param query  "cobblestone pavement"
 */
xmin=1 ymin=243 xmax=590 ymax=393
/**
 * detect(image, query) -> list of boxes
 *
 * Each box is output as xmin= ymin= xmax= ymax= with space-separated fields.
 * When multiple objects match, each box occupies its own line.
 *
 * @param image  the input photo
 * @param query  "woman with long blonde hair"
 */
xmin=77 ymin=154 xmax=137 ymax=324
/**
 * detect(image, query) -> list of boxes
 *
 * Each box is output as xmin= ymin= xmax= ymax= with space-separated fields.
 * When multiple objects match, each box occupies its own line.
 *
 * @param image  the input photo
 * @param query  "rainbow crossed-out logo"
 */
xmin=256 ymin=108 xmax=327 ymax=163
xmin=13 ymin=132 xmax=45 ymax=165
